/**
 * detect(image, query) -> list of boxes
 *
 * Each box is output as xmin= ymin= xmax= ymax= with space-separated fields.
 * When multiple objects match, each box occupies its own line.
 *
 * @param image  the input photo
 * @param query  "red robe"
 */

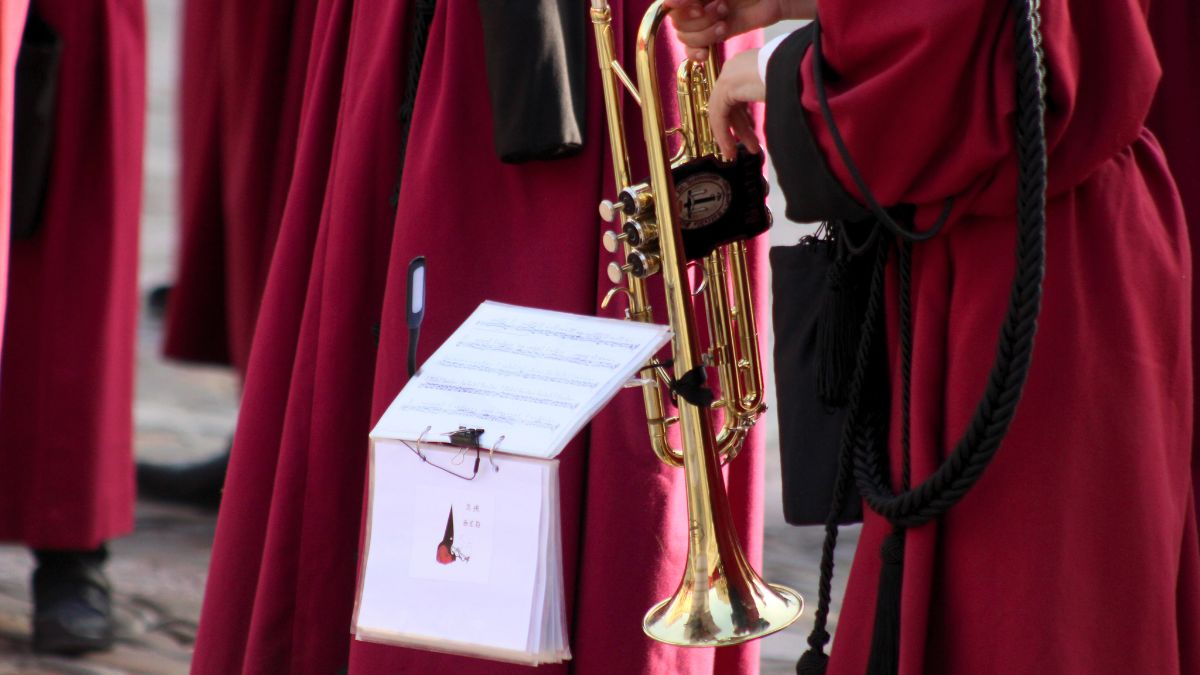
xmin=0 ymin=0 xmax=144 ymax=550
xmin=191 ymin=0 xmax=354 ymax=669
xmin=0 ymin=0 xmax=23 ymax=329
xmin=194 ymin=2 xmax=765 ymax=673
xmin=162 ymin=0 xmax=316 ymax=375
xmin=766 ymin=1 xmax=1200 ymax=673
xmin=1146 ymin=0 xmax=1200 ymax=511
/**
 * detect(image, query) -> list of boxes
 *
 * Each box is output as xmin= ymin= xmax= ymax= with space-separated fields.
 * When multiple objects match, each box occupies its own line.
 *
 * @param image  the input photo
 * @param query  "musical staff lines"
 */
xmin=372 ymin=301 xmax=671 ymax=459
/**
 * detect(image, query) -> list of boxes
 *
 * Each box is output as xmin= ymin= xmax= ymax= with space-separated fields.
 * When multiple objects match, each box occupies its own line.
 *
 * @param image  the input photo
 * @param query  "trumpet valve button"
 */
xmin=607 ymin=261 xmax=631 ymax=284
xmin=599 ymin=199 xmax=621 ymax=222
xmin=602 ymin=230 xmax=627 ymax=253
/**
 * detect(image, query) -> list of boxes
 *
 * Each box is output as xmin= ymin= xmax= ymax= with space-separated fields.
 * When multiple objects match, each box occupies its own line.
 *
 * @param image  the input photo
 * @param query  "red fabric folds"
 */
xmin=0 ymin=0 xmax=145 ymax=549
xmin=191 ymin=0 xmax=355 ymax=669
xmin=0 ymin=0 xmax=24 ymax=327
xmin=782 ymin=2 xmax=1200 ymax=673
xmin=163 ymin=0 xmax=317 ymax=375
xmin=161 ymin=0 xmax=226 ymax=366
xmin=194 ymin=1 xmax=766 ymax=673
xmin=1146 ymin=0 xmax=1200 ymax=513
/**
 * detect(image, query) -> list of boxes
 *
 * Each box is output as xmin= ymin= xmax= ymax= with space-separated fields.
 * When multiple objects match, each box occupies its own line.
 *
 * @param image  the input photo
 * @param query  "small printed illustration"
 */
xmin=435 ymin=506 xmax=470 ymax=564
xmin=409 ymin=485 xmax=494 ymax=584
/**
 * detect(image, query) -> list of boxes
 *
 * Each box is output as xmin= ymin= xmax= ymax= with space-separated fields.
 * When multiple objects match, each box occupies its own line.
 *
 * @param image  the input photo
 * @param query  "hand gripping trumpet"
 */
xmin=589 ymin=0 xmax=803 ymax=647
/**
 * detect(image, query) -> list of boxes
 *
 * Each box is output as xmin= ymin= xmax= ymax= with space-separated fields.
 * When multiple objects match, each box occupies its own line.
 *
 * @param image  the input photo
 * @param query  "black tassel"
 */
xmin=866 ymin=528 xmax=906 ymax=675
xmin=816 ymin=255 xmax=866 ymax=407
xmin=796 ymin=648 xmax=830 ymax=674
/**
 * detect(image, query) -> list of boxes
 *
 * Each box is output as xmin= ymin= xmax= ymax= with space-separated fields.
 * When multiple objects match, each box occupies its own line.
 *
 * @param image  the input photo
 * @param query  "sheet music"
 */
xmin=372 ymin=301 xmax=671 ymax=459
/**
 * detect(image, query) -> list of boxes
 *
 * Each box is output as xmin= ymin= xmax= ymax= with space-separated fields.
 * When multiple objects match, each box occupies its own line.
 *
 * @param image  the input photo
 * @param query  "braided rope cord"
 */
xmin=852 ymin=0 xmax=1047 ymax=528
xmin=800 ymin=236 xmax=891 ymax=662
xmin=799 ymin=1 xmax=1047 ymax=669
xmin=898 ymin=240 xmax=914 ymax=494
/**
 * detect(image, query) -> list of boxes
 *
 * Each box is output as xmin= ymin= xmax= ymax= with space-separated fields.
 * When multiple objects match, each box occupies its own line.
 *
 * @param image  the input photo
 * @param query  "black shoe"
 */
xmin=136 ymin=450 xmax=228 ymax=509
xmin=32 ymin=547 xmax=114 ymax=655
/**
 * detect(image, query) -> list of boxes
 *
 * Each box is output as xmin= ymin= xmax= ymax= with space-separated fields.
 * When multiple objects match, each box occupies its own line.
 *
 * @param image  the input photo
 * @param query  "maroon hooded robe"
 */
xmin=194 ymin=1 xmax=767 ymax=673
xmin=0 ymin=0 xmax=23 ymax=327
xmin=162 ymin=0 xmax=316 ymax=375
xmin=1146 ymin=0 xmax=1200 ymax=511
xmin=191 ymin=0 xmax=375 ymax=670
xmin=764 ymin=1 xmax=1200 ymax=673
xmin=0 ymin=0 xmax=144 ymax=550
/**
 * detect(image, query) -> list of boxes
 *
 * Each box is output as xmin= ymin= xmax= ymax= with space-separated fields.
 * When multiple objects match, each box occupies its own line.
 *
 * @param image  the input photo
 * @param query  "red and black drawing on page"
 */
xmin=435 ymin=506 xmax=470 ymax=564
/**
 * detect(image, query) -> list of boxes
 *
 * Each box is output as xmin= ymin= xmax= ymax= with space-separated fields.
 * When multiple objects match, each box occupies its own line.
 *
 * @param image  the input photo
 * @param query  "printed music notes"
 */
xmin=370 ymin=301 xmax=672 ymax=459
xmin=354 ymin=302 xmax=671 ymax=664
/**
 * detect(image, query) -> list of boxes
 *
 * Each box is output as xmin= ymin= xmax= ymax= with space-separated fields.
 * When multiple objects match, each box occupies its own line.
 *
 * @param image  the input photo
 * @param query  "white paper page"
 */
xmin=372 ymin=301 xmax=671 ymax=458
xmin=542 ymin=466 xmax=567 ymax=660
xmin=355 ymin=440 xmax=549 ymax=654
xmin=526 ymin=467 xmax=550 ymax=654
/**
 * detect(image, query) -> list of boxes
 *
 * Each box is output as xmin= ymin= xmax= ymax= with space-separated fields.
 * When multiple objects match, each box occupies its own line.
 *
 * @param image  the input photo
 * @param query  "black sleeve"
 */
xmin=12 ymin=7 xmax=62 ymax=239
xmin=764 ymin=25 xmax=867 ymax=224
xmin=476 ymin=0 xmax=586 ymax=164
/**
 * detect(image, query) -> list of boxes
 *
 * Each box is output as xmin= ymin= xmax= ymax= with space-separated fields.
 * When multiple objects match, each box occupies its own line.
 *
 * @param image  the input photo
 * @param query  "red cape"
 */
xmin=774 ymin=1 xmax=1200 ymax=672
xmin=162 ymin=0 xmax=316 ymax=375
xmin=0 ymin=0 xmax=144 ymax=549
xmin=193 ymin=2 xmax=766 ymax=673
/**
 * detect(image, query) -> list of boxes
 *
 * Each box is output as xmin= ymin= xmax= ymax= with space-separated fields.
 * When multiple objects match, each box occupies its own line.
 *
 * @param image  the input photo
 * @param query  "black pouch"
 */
xmin=12 ymin=7 xmax=62 ymax=240
xmin=764 ymin=25 xmax=878 ymax=526
xmin=770 ymin=236 xmax=864 ymax=526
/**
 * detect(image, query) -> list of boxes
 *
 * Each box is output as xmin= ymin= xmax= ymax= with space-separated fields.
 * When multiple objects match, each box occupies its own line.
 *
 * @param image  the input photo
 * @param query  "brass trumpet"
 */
xmin=589 ymin=0 xmax=803 ymax=647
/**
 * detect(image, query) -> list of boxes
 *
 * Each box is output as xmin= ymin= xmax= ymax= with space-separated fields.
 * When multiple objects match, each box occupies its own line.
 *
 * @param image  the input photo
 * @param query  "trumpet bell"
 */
xmin=643 ymin=435 xmax=803 ymax=646
xmin=644 ymin=576 xmax=803 ymax=647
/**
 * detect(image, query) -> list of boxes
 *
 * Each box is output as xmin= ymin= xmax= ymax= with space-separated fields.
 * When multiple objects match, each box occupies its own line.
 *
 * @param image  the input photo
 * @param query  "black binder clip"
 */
xmin=444 ymin=427 xmax=500 ymax=474
xmin=447 ymin=427 xmax=485 ymax=448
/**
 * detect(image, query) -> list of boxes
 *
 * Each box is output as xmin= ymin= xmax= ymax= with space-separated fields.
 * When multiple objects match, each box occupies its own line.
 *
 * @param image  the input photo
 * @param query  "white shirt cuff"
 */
xmin=757 ymin=33 xmax=790 ymax=85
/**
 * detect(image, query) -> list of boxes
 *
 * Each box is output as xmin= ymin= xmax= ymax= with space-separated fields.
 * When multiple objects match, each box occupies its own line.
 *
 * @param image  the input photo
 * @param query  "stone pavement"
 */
xmin=0 ymin=2 xmax=856 ymax=672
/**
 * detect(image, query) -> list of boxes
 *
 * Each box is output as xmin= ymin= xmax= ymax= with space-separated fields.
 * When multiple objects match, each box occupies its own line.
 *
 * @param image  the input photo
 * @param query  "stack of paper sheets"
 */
xmin=355 ymin=442 xmax=568 ymax=664
xmin=354 ymin=302 xmax=671 ymax=665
